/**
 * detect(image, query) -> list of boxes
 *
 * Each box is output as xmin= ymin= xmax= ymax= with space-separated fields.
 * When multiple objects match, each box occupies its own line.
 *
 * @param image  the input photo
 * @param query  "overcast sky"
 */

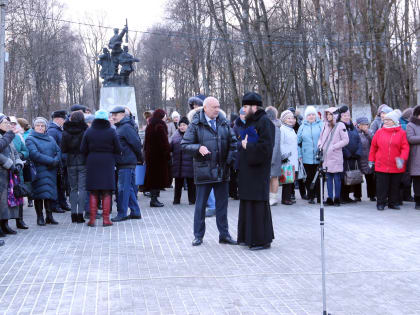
xmin=61 ymin=0 xmax=167 ymax=32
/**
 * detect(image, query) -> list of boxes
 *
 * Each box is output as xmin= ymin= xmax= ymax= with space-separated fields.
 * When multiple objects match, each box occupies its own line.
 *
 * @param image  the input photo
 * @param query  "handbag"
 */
xmin=13 ymin=183 xmax=32 ymax=198
xmin=298 ymin=160 xmax=307 ymax=180
xmin=23 ymin=160 xmax=37 ymax=182
xmin=279 ymin=163 xmax=295 ymax=184
xmin=344 ymin=161 xmax=364 ymax=186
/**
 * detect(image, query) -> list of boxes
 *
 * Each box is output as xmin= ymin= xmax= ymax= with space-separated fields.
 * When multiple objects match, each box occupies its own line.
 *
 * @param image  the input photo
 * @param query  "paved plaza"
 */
xmin=1 ymin=188 xmax=420 ymax=315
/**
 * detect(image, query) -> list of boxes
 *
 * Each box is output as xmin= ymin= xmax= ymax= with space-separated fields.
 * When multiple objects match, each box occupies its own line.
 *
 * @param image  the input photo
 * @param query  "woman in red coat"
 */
xmin=144 ymin=109 xmax=171 ymax=207
xmin=369 ymin=110 xmax=409 ymax=210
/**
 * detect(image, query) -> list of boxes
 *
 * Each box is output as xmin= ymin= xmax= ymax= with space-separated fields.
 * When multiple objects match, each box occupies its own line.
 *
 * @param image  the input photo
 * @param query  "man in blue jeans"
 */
xmin=110 ymin=106 xmax=143 ymax=222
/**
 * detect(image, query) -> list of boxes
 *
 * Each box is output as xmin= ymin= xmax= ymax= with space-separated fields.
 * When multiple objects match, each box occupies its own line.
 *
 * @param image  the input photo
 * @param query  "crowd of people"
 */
xmin=0 ymin=95 xmax=419 ymax=250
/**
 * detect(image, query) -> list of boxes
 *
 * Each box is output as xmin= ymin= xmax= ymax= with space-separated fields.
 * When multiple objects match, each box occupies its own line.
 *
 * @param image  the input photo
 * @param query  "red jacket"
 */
xmin=368 ymin=126 xmax=409 ymax=173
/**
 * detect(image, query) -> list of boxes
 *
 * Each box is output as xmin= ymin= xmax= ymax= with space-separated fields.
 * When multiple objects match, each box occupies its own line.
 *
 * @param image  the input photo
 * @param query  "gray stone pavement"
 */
xmin=1 ymin=187 xmax=420 ymax=314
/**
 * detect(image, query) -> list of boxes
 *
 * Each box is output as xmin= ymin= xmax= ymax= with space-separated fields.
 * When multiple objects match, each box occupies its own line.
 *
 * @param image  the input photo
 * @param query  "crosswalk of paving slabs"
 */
xmin=1 ymin=188 xmax=420 ymax=314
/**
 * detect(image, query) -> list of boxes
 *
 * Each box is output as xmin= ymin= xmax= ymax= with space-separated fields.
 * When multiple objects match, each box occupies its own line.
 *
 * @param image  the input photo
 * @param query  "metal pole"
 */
xmin=0 ymin=0 xmax=7 ymax=113
xmin=320 ymin=173 xmax=329 ymax=315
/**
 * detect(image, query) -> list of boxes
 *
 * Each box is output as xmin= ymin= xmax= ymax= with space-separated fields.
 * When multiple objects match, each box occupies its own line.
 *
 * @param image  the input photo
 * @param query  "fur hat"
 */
xmin=413 ymin=105 xmax=420 ymax=118
xmin=51 ymin=110 xmax=67 ymax=120
xmin=242 ymin=92 xmax=262 ymax=106
xmin=280 ymin=110 xmax=294 ymax=123
xmin=380 ymin=105 xmax=393 ymax=115
xmin=171 ymin=111 xmax=180 ymax=120
xmin=384 ymin=109 xmax=402 ymax=125
xmin=179 ymin=116 xmax=189 ymax=126
xmin=95 ymin=109 xmax=109 ymax=121
xmin=304 ymin=106 xmax=317 ymax=118
xmin=188 ymin=97 xmax=204 ymax=110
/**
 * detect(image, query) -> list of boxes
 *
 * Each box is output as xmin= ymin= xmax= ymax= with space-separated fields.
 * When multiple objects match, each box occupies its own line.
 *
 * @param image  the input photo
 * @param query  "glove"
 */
xmin=368 ymin=161 xmax=374 ymax=169
xmin=396 ymin=157 xmax=404 ymax=170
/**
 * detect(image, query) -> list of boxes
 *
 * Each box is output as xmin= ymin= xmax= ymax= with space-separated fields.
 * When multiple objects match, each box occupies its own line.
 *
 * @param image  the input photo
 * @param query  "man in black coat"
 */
xmin=237 ymin=92 xmax=275 ymax=250
xmin=109 ymin=106 xmax=143 ymax=222
xmin=181 ymin=96 xmax=238 ymax=246
xmin=47 ymin=110 xmax=71 ymax=213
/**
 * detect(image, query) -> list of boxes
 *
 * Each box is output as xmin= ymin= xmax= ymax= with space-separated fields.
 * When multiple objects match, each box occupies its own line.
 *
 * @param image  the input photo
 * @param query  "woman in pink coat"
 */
xmin=318 ymin=107 xmax=349 ymax=206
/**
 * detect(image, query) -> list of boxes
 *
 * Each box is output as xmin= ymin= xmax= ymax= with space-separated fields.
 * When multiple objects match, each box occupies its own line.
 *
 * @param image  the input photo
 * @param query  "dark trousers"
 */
xmin=282 ymin=183 xmax=294 ymax=202
xmin=412 ymin=176 xmax=420 ymax=197
xmin=400 ymin=171 xmax=413 ymax=201
xmin=51 ymin=170 xmax=68 ymax=210
xmin=229 ymin=168 xmax=238 ymax=198
xmin=194 ymin=182 xmax=229 ymax=239
xmin=304 ymin=164 xmax=320 ymax=201
xmin=376 ymin=172 xmax=403 ymax=206
xmin=364 ymin=173 xmax=376 ymax=199
xmin=174 ymin=177 xmax=196 ymax=203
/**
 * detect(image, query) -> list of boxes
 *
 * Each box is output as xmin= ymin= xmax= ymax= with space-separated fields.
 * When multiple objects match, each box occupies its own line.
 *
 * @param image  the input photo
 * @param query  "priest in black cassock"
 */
xmin=237 ymin=92 xmax=275 ymax=250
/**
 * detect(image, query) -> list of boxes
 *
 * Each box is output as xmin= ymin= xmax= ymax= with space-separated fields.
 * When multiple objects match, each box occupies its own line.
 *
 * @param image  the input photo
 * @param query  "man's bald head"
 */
xmin=203 ymin=97 xmax=220 ymax=119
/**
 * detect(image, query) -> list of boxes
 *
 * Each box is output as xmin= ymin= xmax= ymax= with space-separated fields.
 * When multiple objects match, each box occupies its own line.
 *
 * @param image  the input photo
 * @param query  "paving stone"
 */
xmin=0 ymin=188 xmax=420 ymax=314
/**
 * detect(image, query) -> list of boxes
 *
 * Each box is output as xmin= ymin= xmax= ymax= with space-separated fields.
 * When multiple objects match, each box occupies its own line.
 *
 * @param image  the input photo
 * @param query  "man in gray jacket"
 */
xmin=182 ymin=97 xmax=237 ymax=246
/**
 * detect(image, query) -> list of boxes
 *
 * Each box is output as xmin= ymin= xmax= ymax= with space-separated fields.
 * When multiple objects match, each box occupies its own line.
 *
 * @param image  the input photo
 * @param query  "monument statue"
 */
xmin=98 ymin=21 xmax=139 ymax=87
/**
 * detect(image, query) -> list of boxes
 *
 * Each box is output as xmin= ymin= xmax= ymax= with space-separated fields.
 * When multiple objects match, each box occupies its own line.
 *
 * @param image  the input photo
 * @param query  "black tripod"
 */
xmin=311 ymin=162 xmax=331 ymax=315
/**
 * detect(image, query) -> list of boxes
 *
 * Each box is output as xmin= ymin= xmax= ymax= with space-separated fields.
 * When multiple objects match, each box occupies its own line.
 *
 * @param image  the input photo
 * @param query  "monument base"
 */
xmin=99 ymin=86 xmax=139 ymax=123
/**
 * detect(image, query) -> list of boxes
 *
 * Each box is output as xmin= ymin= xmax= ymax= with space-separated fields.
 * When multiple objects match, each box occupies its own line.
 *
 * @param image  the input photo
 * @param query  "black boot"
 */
xmin=16 ymin=205 xmax=28 ymax=229
xmin=71 ymin=214 xmax=77 ymax=223
xmin=0 ymin=223 xmax=5 ymax=237
xmin=1 ymin=220 xmax=17 ymax=235
xmin=415 ymin=196 xmax=420 ymax=210
xmin=150 ymin=190 xmax=164 ymax=207
xmin=34 ymin=200 xmax=46 ymax=226
xmin=27 ymin=199 xmax=33 ymax=207
xmin=77 ymin=213 xmax=85 ymax=223
xmin=45 ymin=200 xmax=59 ymax=225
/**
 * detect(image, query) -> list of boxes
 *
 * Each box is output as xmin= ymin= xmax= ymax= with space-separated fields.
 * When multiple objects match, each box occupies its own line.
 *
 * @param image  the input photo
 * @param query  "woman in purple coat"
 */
xmin=318 ymin=107 xmax=349 ymax=206
xmin=170 ymin=117 xmax=195 ymax=205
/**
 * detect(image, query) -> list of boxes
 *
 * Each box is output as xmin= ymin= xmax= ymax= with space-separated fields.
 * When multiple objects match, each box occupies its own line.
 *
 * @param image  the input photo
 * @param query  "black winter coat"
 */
xmin=233 ymin=117 xmax=246 ymax=170
xmin=181 ymin=109 xmax=237 ymax=184
xmin=238 ymin=109 xmax=275 ymax=201
xmin=115 ymin=116 xmax=143 ymax=168
xmin=80 ymin=119 xmax=122 ymax=191
xmin=61 ymin=120 xmax=88 ymax=167
xmin=342 ymin=121 xmax=362 ymax=171
xmin=170 ymin=129 xmax=194 ymax=178
xmin=357 ymin=127 xmax=373 ymax=174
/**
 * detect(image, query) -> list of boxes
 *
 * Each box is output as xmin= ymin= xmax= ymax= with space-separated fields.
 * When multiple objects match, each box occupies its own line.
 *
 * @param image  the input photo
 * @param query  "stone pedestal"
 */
xmin=99 ymin=86 xmax=139 ymax=123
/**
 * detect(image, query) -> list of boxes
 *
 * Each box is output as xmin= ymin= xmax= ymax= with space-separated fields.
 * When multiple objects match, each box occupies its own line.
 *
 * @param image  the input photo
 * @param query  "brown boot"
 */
xmin=102 ymin=193 xmax=113 ymax=227
xmin=87 ymin=193 xmax=98 ymax=227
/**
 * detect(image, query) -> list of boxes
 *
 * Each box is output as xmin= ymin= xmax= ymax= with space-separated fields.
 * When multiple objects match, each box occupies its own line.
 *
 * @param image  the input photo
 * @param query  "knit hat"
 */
xmin=242 ymin=92 xmax=262 ymax=106
xmin=288 ymin=107 xmax=296 ymax=113
xmin=17 ymin=118 xmax=30 ymax=131
xmin=280 ymin=110 xmax=294 ymax=123
xmin=304 ymin=106 xmax=317 ymax=118
xmin=239 ymin=107 xmax=246 ymax=115
xmin=95 ymin=109 xmax=109 ymax=121
xmin=196 ymin=94 xmax=206 ymax=101
xmin=384 ymin=109 xmax=402 ymax=125
xmin=70 ymin=104 xmax=87 ymax=113
xmin=8 ymin=116 xmax=18 ymax=124
xmin=51 ymin=110 xmax=67 ymax=120
xmin=402 ymin=108 xmax=413 ymax=121
xmin=33 ymin=116 xmax=48 ymax=127
xmin=179 ymin=116 xmax=189 ymax=126
xmin=356 ymin=117 xmax=369 ymax=125
xmin=380 ymin=105 xmax=393 ymax=115
xmin=188 ymin=96 xmax=204 ymax=110
xmin=84 ymin=114 xmax=95 ymax=124
xmin=338 ymin=105 xmax=349 ymax=114
xmin=171 ymin=111 xmax=180 ymax=120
